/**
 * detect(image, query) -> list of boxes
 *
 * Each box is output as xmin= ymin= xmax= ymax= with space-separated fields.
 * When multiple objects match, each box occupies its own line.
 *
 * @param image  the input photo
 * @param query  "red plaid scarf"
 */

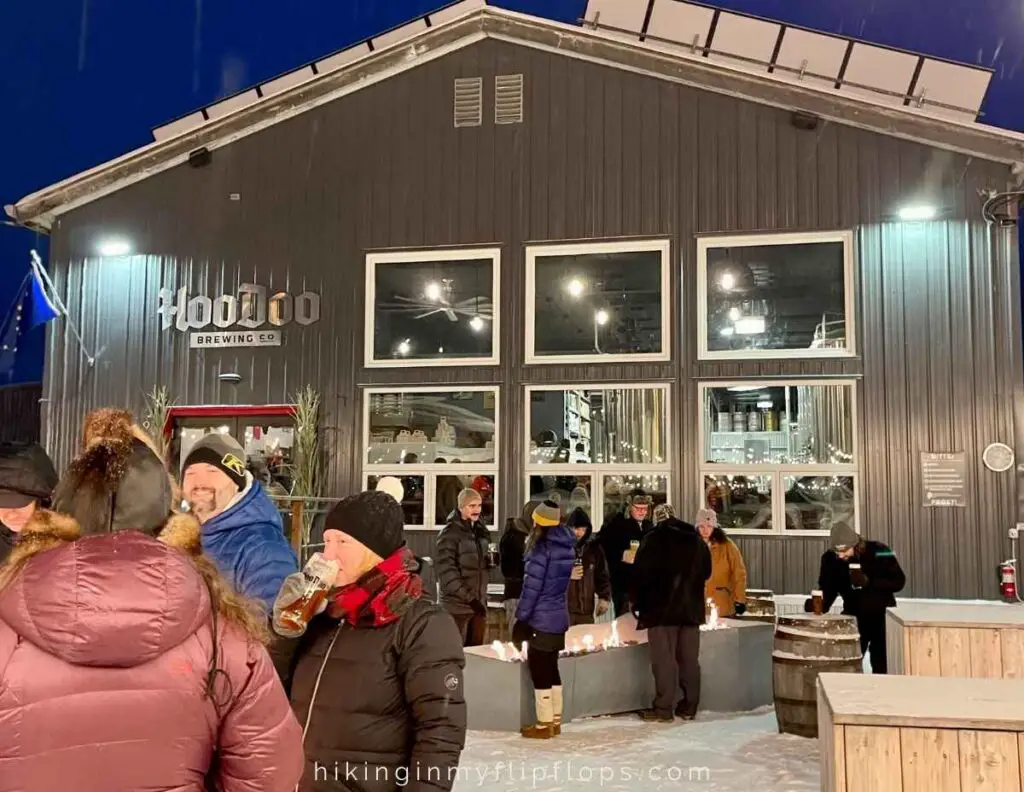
xmin=327 ymin=547 xmax=423 ymax=627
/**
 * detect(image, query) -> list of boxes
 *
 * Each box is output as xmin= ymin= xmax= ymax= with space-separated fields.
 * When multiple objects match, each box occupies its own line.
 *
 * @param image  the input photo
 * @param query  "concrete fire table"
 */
xmin=463 ymin=614 xmax=774 ymax=731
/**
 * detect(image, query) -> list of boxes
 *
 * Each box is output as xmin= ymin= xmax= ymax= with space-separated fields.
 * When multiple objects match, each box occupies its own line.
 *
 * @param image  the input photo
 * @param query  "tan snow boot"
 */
xmin=521 ymin=690 xmax=555 ymax=739
xmin=551 ymin=685 xmax=563 ymax=735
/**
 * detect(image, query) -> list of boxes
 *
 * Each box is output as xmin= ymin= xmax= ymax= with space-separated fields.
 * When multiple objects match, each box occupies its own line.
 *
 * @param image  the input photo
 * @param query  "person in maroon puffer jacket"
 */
xmin=0 ymin=408 xmax=304 ymax=792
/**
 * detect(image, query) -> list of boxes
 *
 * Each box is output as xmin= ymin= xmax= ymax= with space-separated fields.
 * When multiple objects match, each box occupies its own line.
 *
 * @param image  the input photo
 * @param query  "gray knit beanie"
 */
xmin=829 ymin=521 xmax=859 ymax=550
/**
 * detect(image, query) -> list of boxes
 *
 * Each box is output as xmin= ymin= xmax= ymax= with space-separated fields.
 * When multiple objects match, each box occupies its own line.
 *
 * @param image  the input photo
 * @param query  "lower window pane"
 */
xmin=528 ymin=475 xmax=593 ymax=518
xmin=783 ymin=475 xmax=854 ymax=532
xmin=601 ymin=474 xmax=668 ymax=525
xmin=436 ymin=474 xmax=495 ymax=526
xmin=704 ymin=474 xmax=774 ymax=531
xmin=367 ymin=475 xmax=425 ymax=526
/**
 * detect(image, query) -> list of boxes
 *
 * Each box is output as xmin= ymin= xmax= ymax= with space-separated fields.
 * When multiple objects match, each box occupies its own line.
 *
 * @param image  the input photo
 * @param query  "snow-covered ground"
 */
xmin=455 ymin=708 xmax=819 ymax=792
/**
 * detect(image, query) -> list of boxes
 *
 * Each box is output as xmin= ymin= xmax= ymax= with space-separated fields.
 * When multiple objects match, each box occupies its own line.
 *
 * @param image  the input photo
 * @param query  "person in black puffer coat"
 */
xmin=272 ymin=490 xmax=467 ymax=792
xmin=498 ymin=501 xmax=534 ymax=634
xmin=566 ymin=508 xmax=611 ymax=626
xmin=597 ymin=490 xmax=654 ymax=616
xmin=436 ymin=488 xmax=491 ymax=647
xmin=0 ymin=442 xmax=58 ymax=565
xmin=631 ymin=514 xmax=711 ymax=722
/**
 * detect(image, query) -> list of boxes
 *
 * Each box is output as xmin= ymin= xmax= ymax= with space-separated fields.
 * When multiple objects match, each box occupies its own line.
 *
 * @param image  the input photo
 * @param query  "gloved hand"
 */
xmin=733 ymin=602 xmax=746 ymax=616
xmin=470 ymin=599 xmax=488 ymax=618
xmin=272 ymin=571 xmax=329 ymax=638
xmin=512 ymin=619 xmax=534 ymax=647
xmin=596 ymin=599 xmax=610 ymax=617
xmin=803 ymin=597 xmax=814 ymax=613
xmin=850 ymin=568 xmax=869 ymax=588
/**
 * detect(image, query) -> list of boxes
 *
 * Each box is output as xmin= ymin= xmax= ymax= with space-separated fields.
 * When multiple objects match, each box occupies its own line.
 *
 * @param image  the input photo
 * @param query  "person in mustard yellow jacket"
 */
xmin=695 ymin=508 xmax=747 ymax=617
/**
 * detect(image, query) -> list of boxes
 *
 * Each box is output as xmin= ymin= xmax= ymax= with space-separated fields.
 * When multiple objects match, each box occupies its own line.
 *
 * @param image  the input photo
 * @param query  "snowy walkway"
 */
xmin=455 ymin=707 xmax=819 ymax=791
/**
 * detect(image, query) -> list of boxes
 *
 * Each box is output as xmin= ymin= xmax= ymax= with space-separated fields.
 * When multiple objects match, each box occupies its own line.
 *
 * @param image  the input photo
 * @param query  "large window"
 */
xmin=363 ymin=387 xmax=498 ymax=529
xmin=697 ymin=231 xmax=855 ymax=360
xmin=699 ymin=380 xmax=858 ymax=535
xmin=525 ymin=239 xmax=671 ymax=364
xmin=525 ymin=384 xmax=671 ymax=528
xmin=365 ymin=248 xmax=500 ymax=367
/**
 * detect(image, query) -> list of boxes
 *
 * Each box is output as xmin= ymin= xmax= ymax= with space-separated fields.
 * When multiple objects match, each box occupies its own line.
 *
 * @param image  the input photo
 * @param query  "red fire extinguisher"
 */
xmin=1000 ymin=560 xmax=1018 ymax=603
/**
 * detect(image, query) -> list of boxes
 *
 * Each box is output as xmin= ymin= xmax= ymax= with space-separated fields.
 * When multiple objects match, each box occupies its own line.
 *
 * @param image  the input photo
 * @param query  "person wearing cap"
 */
xmin=805 ymin=521 xmax=905 ymax=673
xmin=0 ymin=442 xmax=57 ymax=565
xmin=436 ymin=487 xmax=492 ymax=647
xmin=181 ymin=432 xmax=298 ymax=612
xmin=566 ymin=507 xmax=611 ymax=626
xmin=695 ymin=508 xmax=748 ymax=618
xmin=0 ymin=408 xmax=303 ymax=792
xmin=512 ymin=500 xmax=575 ymax=739
xmin=630 ymin=507 xmax=711 ymax=722
xmin=597 ymin=489 xmax=655 ymax=617
xmin=271 ymin=490 xmax=467 ymax=791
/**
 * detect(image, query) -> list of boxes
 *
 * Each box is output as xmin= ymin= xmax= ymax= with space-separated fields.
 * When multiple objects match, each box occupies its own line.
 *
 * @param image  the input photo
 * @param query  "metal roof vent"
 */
xmin=495 ymin=74 xmax=524 ymax=124
xmin=453 ymin=77 xmax=483 ymax=127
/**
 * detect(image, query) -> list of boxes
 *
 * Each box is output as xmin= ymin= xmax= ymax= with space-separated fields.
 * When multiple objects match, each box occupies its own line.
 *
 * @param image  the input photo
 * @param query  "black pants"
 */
xmin=527 ymin=647 xmax=562 ymax=690
xmin=611 ymin=587 xmax=631 ymax=618
xmin=647 ymin=625 xmax=701 ymax=717
xmin=451 ymin=612 xmax=487 ymax=647
xmin=858 ymin=613 xmax=887 ymax=674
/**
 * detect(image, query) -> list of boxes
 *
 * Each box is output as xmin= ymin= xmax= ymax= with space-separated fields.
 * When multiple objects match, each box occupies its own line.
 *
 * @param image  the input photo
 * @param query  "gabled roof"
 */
xmin=8 ymin=0 xmax=1024 ymax=232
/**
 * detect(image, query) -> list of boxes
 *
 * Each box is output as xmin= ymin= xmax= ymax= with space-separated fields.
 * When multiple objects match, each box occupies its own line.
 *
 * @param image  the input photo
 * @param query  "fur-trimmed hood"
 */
xmin=0 ymin=509 xmax=209 ymax=668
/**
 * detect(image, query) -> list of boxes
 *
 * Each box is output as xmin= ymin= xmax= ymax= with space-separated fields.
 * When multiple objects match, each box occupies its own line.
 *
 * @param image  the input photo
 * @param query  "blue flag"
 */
xmin=27 ymin=262 xmax=60 ymax=329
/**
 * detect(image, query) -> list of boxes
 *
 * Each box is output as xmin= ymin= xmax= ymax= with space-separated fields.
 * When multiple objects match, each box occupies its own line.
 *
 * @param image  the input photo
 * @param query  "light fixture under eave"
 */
xmin=594 ymin=309 xmax=609 ymax=326
xmin=469 ymin=316 xmax=485 ymax=332
xmin=97 ymin=238 xmax=131 ymax=256
xmin=734 ymin=316 xmax=766 ymax=335
xmin=898 ymin=205 xmax=936 ymax=221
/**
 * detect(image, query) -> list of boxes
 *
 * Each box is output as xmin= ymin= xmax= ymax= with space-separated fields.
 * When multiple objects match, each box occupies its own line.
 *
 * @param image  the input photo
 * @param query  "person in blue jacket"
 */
xmin=181 ymin=433 xmax=298 ymax=612
xmin=512 ymin=499 xmax=575 ymax=740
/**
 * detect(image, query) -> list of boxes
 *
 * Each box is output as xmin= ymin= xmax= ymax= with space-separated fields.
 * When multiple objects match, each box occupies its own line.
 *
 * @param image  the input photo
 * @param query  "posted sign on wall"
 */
xmin=158 ymin=283 xmax=319 ymax=348
xmin=921 ymin=452 xmax=967 ymax=507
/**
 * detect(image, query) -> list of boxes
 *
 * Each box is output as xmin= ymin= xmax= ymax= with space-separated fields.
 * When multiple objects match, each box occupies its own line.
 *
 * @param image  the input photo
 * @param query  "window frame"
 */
xmin=696 ymin=230 xmax=857 ymax=361
xmin=524 ymin=382 xmax=673 ymax=519
xmin=364 ymin=246 xmax=502 ymax=369
xmin=362 ymin=385 xmax=500 ymax=531
xmin=524 ymin=238 xmax=672 ymax=365
xmin=697 ymin=378 xmax=860 ymax=537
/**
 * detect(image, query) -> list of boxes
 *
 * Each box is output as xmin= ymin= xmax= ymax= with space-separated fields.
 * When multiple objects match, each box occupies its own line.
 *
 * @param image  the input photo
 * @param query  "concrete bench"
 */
xmin=817 ymin=672 xmax=1024 ymax=792
xmin=886 ymin=600 xmax=1024 ymax=678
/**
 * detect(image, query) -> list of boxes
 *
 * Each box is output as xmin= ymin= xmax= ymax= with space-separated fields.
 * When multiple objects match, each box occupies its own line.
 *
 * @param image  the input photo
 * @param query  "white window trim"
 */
xmin=364 ymin=247 xmax=502 ymax=368
xmin=698 ymin=378 xmax=859 ymax=536
xmin=524 ymin=238 xmax=672 ymax=365
xmin=362 ymin=385 xmax=500 ymax=531
xmin=524 ymin=382 xmax=672 ymax=472
xmin=696 ymin=230 xmax=857 ymax=361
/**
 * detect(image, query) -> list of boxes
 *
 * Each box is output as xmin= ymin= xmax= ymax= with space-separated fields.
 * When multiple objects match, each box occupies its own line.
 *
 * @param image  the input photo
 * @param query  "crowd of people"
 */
xmin=0 ymin=409 xmax=905 ymax=790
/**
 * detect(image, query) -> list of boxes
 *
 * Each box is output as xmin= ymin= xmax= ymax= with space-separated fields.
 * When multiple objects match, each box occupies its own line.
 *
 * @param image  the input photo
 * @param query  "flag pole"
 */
xmin=29 ymin=250 xmax=96 ymax=367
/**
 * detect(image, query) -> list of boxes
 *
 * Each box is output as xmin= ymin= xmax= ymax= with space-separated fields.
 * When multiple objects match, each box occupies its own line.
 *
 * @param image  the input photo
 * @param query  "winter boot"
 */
xmin=521 ymin=690 xmax=555 ymax=739
xmin=551 ymin=685 xmax=563 ymax=735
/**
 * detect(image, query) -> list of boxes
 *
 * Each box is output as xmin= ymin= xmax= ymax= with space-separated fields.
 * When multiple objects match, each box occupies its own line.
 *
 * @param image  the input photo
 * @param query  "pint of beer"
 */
xmin=277 ymin=553 xmax=339 ymax=633
xmin=811 ymin=589 xmax=824 ymax=615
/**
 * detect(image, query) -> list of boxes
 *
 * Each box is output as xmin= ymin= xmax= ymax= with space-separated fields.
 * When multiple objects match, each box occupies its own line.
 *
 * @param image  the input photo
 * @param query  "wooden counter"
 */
xmin=817 ymin=672 xmax=1024 ymax=792
xmin=886 ymin=600 xmax=1024 ymax=678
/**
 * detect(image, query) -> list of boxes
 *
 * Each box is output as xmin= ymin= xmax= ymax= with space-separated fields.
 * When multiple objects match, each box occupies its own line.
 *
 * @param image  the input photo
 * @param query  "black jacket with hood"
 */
xmin=498 ymin=503 xmax=533 ymax=599
xmin=630 ymin=518 xmax=712 ymax=629
xmin=818 ymin=540 xmax=906 ymax=618
xmin=566 ymin=509 xmax=611 ymax=619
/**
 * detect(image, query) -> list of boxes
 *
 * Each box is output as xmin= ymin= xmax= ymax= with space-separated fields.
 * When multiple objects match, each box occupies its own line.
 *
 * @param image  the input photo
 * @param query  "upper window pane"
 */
xmin=703 ymin=383 xmax=854 ymax=465
xmin=702 ymin=235 xmax=850 ymax=357
xmin=528 ymin=387 xmax=668 ymax=466
xmin=366 ymin=390 xmax=496 ymax=465
xmin=529 ymin=242 xmax=668 ymax=361
xmin=368 ymin=250 xmax=498 ymax=365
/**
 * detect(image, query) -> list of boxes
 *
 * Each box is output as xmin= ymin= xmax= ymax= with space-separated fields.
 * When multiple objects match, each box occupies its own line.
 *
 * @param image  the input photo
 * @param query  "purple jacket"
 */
xmin=515 ymin=524 xmax=575 ymax=634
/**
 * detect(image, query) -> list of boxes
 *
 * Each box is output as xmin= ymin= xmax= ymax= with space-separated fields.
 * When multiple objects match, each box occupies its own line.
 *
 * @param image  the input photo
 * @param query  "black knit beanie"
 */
xmin=183 ymin=433 xmax=247 ymax=491
xmin=324 ymin=490 xmax=406 ymax=559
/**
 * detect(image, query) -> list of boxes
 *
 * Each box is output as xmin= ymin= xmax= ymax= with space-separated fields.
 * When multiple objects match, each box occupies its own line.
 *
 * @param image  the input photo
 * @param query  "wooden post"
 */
xmin=290 ymin=500 xmax=303 ymax=559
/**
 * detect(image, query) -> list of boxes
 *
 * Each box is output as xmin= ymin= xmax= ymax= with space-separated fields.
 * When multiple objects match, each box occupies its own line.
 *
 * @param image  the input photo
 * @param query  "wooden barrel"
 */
xmin=772 ymin=614 xmax=862 ymax=738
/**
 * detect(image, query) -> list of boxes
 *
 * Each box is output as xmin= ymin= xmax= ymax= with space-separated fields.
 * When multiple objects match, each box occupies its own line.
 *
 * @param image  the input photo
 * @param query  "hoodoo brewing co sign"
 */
xmin=158 ymin=284 xmax=321 ymax=349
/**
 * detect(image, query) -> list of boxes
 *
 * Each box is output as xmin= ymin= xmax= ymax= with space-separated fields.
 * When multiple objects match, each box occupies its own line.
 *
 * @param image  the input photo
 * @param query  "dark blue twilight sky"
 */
xmin=1 ymin=0 xmax=1023 ymax=384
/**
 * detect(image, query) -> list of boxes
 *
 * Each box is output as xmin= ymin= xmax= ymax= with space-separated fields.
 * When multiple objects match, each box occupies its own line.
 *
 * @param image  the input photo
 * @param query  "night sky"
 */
xmin=2 ymin=0 xmax=1022 ymax=383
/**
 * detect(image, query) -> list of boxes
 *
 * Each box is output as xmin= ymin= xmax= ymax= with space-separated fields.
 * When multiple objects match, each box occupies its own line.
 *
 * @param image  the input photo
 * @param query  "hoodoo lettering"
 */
xmin=158 ymin=284 xmax=321 ymax=331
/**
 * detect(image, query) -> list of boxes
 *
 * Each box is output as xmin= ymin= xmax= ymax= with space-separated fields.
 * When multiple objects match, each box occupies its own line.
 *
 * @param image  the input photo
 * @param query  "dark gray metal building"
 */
xmin=7 ymin=0 xmax=1024 ymax=599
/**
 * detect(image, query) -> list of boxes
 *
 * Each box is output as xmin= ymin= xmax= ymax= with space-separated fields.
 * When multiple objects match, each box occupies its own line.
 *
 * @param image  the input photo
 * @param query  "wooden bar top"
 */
xmin=818 ymin=672 xmax=1024 ymax=731
xmin=886 ymin=600 xmax=1024 ymax=628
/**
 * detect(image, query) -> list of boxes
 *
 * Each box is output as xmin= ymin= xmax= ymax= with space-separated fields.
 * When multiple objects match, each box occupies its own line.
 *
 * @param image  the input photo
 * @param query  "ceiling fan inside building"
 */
xmin=382 ymin=279 xmax=492 ymax=323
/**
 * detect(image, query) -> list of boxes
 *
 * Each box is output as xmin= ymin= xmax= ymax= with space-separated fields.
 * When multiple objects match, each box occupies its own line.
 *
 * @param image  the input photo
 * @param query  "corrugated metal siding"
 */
xmin=0 ymin=384 xmax=42 ymax=443
xmin=43 ymin=39 xmax=1019 ymax=599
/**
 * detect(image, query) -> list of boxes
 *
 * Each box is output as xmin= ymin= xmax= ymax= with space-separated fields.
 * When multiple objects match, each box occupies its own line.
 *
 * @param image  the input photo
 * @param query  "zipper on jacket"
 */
xmin=296 ymin=623 xmax=343 ymax=790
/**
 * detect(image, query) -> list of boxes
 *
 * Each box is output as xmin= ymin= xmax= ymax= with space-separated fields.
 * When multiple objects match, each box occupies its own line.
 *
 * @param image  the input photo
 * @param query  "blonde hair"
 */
xmin=457 ymin=488 xmax=482 ymax=509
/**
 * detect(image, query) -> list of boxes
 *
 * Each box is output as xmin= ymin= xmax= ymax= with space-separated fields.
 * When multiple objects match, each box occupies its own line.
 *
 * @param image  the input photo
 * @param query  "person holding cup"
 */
xmin=597 ymin=490 xmax=655 ymax=617
xmin=566 ymin=507 xmax=611 ymax=625
xmin=804 ymin=521 xmax=906 ymax=673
